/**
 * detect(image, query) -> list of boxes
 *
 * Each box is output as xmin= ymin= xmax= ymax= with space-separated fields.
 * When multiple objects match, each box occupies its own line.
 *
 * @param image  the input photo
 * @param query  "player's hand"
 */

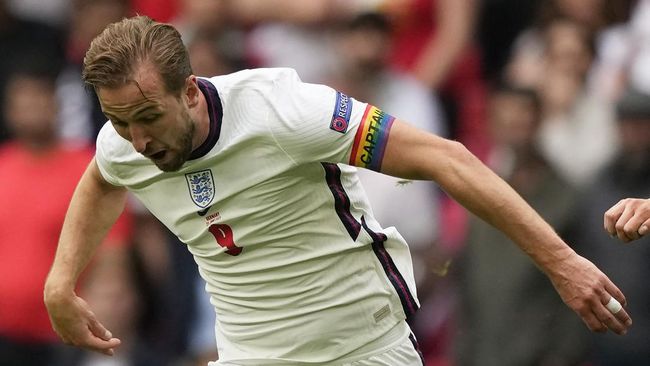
xmin=44 ymin=289 xmax=121 ymax=355
xmin=604 ymin=198 xmax=650 ymax=242
xmin=546 ymin=252 xmax=632 ymax=335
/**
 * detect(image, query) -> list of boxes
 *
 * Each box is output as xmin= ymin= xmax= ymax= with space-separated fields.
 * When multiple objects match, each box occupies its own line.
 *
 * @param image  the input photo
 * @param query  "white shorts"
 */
xmin=209 ymin=331 xmax=425 ymax=366
xmin=343 ymin=333 xmax=424 ymax=366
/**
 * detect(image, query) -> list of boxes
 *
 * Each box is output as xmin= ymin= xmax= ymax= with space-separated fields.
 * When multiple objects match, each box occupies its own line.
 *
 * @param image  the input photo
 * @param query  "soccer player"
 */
xmin=44 ymin=16 xmax=632 ymax=365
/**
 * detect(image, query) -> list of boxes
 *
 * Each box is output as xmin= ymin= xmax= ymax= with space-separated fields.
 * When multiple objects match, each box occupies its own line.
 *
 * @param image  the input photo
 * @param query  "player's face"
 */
xmin=97 ymin=63 xmax=201 ymax=172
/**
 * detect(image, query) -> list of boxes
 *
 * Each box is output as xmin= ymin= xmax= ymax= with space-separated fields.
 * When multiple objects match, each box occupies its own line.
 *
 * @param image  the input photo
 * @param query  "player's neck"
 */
xmin=192 ymin=89 xmax=210 ymax=150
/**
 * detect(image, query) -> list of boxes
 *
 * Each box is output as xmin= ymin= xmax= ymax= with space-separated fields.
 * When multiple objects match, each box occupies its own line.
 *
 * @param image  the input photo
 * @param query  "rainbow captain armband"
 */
xmin=348 ymin=105 xmax=396 ymax=171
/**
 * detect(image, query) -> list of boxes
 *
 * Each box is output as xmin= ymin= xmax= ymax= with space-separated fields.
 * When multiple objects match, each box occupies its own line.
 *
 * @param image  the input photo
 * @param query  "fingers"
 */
xmin=576 ymin=292 xmax=632 ymax=335
xmin=604 ymin=199 xmax=626 ymax=236
xmin=560 ymin=257 xmax=633 ymax=335
xmin=614 ymin=203 xmax=637 ymax=242
xmin=604 ymin=281 xmax=626 ymax=307
xmin=88 ymin=316 xmax=112 ymax=341
xmin=604 ymin=282 xmax=633 ymax=329
xmin=84 ymin=334 xmax=121 ymax=356
xmin=47 ymin=293 xmax=122 ymax=356
xmin=578 ymin=309 xmax=607 ymax=333
xmin=585 ymin=281 xmax=632 ymax=335
xmin=57 ymin=314 xmax=121 ymax=355
xmin=605 ymin=198 xmax=650 ymax=242
xmin=59 ymin=325 xmax=121 ymax=356
xmin=592 ymin=292 xmax=632 ymax=335
xmin=86 ymin=317 xmax=121 ymax=355
xmin=639 ymin=219 xmax=650 ymax=236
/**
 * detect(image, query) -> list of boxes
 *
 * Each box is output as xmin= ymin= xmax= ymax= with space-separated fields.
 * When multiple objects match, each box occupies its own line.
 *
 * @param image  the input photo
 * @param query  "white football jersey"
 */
xmin=95 ymin=68 xmax=419 ymax=364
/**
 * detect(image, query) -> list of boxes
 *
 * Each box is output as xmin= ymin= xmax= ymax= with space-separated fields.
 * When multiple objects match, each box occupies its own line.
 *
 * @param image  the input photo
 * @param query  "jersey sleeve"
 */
xmin=95 ymin=121 xmax=128 ymax=186
xmin=266 ymin=68 xmax=396 ymax=171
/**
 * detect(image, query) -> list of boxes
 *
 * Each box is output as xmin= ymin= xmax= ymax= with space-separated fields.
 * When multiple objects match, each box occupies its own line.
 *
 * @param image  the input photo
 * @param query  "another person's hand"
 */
xmin=44 ymin=289 xmax=121 ymax=355
xmin=546 ymin=252 xmax=632 ymax=335
xmin=604 ymin=198 xmax=650 ymax=242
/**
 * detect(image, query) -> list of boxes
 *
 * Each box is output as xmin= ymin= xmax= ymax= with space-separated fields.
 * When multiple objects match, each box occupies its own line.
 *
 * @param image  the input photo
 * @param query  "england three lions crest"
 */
xmin=185 ymin=170 xmax=215 ymax=208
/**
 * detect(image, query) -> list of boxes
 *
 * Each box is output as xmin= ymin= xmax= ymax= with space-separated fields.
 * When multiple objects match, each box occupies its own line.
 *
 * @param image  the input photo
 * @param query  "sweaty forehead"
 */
xmin=97 ymin=62 xmax=166 ymax=112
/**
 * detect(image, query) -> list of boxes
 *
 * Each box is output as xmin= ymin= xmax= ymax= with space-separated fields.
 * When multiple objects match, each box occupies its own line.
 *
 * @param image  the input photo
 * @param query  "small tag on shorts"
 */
xmin=373 ymin=304 xmax=391 ymax=323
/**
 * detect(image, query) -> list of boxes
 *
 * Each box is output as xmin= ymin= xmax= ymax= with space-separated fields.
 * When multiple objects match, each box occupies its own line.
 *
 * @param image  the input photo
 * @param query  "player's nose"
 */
xmin=128 ymin=125 xmax=151 ymax=153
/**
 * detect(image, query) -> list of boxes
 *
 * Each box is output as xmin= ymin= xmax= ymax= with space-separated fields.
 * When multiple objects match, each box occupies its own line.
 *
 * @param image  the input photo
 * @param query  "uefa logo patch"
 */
xmin=330 ymin=91 xmax=352 ymax=133
xmin=331 ymin=116 xmax=348 ymax=132
xmin=185 ymin=169 xmax=215 ymax=208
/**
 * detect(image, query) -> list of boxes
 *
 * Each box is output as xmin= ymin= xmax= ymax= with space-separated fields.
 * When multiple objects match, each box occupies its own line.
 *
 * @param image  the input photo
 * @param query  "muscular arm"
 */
xmin=382 ymin=121 xmax=569 ymax=267
xmin=380 ymin=120 xmax=633 ymax=334
xmin=44 ymin=158 xmax=126 ymax=355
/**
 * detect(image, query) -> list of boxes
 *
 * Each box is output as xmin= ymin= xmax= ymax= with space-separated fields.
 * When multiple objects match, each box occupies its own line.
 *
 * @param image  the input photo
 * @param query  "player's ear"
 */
xmin=185 ymin=75 xmax=200 ymax=108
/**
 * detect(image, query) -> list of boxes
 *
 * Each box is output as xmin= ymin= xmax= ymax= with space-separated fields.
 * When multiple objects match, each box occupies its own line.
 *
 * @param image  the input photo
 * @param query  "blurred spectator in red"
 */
xmin=573 ymin=87 xmax=650 ymax=365
xmin=384 ymin=0 xmax=488 ymax=159
xmin=0 ymin=0 xmax=64 ymax=143
xmin=0 ymin=70 xmax=132 ymax=366
xmin=131 ymin=0 xmax=178 ymax=23
xmin=57 ymin=0 xmax=131 ymax=145
xmin=378 ymin=0 xmax=488 ymax=254
xmin=454 ymin=83 xmax=587 ymax=366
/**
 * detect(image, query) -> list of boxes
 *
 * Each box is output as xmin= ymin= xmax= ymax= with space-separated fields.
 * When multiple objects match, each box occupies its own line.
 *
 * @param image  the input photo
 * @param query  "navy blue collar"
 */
xmin=189 ymin=78 xmax=223 ymax=160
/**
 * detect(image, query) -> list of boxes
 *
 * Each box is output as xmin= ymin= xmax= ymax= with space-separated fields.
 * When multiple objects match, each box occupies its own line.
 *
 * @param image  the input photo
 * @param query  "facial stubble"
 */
xmin=155 ymin=110 xmax=196 ymax=172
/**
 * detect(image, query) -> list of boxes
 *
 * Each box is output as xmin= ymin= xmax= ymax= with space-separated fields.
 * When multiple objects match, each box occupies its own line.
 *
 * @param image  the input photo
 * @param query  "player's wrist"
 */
xmin=540 ymin=256 xmax=580 ymax=302
xmin=43 ymin=275 xmax=77 ymax=304
xmin=533 ymin=243 xmax=577 ymax=278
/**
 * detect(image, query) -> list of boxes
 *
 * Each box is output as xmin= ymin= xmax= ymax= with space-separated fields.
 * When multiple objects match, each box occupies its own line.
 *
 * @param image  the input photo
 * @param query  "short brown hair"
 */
xmin=82 ymin=15 xmax=192 ymax=95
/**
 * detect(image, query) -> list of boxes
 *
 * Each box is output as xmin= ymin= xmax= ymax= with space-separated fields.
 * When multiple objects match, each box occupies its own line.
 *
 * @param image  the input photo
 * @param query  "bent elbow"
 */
xmin=430 ymin=139 xmax=482 ymax=182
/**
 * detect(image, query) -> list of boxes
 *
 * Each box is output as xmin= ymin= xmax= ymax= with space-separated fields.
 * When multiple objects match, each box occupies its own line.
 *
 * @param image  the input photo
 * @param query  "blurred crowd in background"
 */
xmin=1 ymin=0 xmax=649 ymax=365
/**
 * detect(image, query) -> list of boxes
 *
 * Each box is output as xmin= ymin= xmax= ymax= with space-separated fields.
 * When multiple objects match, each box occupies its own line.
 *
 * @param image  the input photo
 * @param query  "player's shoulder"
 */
xmin=202 ymin=68 xmax=302 ymax=93
xmin=96 ymin=121 xmax=141 ymax=162
xmin=95 ymin=121 xmax=156 ymax=185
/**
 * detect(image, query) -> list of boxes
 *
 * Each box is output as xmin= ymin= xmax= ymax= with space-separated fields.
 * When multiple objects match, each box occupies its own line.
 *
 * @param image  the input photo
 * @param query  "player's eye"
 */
xmin=140 ymin=115 xmax=159 ymax=123
xmin=112 ymin=119 xmax=128 ymax=128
